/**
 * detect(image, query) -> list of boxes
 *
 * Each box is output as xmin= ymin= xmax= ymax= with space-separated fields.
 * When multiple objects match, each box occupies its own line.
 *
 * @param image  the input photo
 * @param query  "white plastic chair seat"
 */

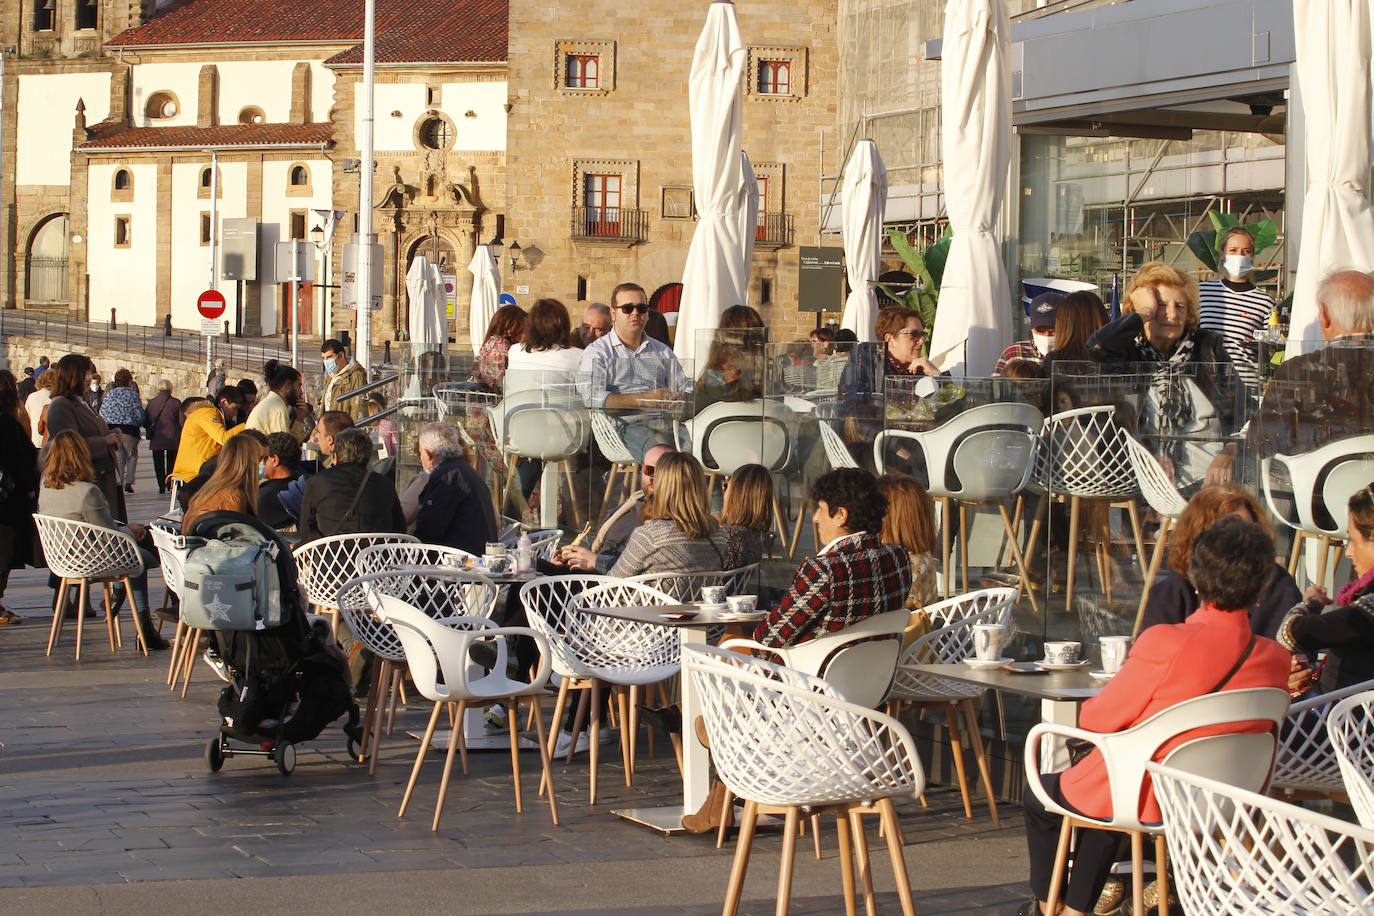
xmin=872 ymin=402 xmax=1043 ymax=496
xmin=294 ymin=533 xmax=420 ymax=614
xmin=35 ymin=513 xmax=148 ymax=659
xmin=497 ymin=388 xmax=591 ymax=460
xmin=1328 ymin=689 xmax=1374 ymax=829
xmin=1271 ymin=677 xmax=1374 ymax=795
xmin=684 ymin=399 xmax=792 ymax=477
xmin=337 ymin=569 xmax=500 ymax=662
xmin=1148 ymin=761 xmax=1374 ymax=914
xmin=1264 ymin=434 xmax=1374 ymax=537
xmin=568 ymin=580 xmax=683 ymax=686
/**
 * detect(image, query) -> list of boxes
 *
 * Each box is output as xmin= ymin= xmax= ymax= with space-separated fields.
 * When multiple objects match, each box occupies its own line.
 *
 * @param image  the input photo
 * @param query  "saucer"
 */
xmin=962 ymin=656 xmax=1013 ymax=669
xmin=1037 ymin=659 xmax=1091 ymax=671
xmin=1089 ymin=670 xmax=1116 ymax=681
xmin=715 ymin=611 xmax=764 ymax=622
xmin=697 ymin=602 xmax=728 ymax=612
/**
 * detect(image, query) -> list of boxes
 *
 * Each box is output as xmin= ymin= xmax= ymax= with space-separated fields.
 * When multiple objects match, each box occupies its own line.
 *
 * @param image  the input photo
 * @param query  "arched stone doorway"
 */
xmin=26 ymin=214 xmax=69 ymax=305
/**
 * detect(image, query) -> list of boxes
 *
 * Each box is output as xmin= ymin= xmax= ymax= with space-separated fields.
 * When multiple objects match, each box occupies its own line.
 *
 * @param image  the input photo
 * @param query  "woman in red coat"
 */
xmin=1019 ymin=515 xmax=1291 ymax=916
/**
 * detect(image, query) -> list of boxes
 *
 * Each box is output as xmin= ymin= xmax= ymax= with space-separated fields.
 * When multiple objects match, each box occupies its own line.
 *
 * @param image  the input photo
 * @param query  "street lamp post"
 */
xmin=356 ymin=0 xmax=376 ymax=374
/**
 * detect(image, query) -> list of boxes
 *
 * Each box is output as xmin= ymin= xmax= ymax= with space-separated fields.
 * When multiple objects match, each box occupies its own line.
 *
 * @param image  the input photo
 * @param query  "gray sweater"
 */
xmin=608 ymin=518 xmax=729 ymax=577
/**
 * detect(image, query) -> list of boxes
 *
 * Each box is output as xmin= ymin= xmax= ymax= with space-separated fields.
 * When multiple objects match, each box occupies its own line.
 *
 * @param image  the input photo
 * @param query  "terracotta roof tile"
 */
xmin=79 ymin=123 xmax=335 ymax=151
xmin=108 ymin=0 xmax=507 ymax=64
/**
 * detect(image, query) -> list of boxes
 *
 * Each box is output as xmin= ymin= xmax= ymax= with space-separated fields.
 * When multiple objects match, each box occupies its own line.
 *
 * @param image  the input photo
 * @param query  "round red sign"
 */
xmin=197 ymin=289 xmax=226 ymax=319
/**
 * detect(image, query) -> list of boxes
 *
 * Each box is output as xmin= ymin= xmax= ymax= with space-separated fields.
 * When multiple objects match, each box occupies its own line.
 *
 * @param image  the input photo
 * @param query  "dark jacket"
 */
xmin=0 ymin=414 xmax=38 ymax=568
xmin=1087 ymin=312 xmax=1230 ymax=365
xmin=258 ymin=473 xmax=301 ymax=531
xmin=144 ymin=391 xmax=184 ymax=450
xmin=414 ymin=456 xmax=497 ymax=556
xmin=1283 ymin=579 xmax=1374 ymax=692
xmin=300 ymin=462 xmax=405 ymax=542
xmin=1138 ymin=566 xmax=1302 ymax=641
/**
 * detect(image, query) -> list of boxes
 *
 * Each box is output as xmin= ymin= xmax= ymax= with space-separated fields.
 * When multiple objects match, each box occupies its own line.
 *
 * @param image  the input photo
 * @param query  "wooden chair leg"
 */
xmin=178 ymin=629 xmax=198 ymax=697
xmin=367 ymin=660 xmax=391 ymax=776
xmin=1134 ymin=517 xmax=1171 ymax=638
xmin=358 ymin=662 xmax=382 ymax=762
xmin=167 ymin=620 xmax=186 ymax=685
xmin=717 ymin=785 xmax=735 ymax=849
xmin=771 ymin=493 xmax=790 ymax=557
xmin=958 ymin=502 xmax=970 ymax=595
xmin=1316 ymin=535 xmax=1333 ymax=589
xmin=848 ymin=808 xmax=876 ymax=916
xmin=1156 ymin=832 xmax=1169 ymax=916
xmin=1288 ymin=530 xmax=1306 ymax=575
xmin=561 ymin=460 xmax=582 ymax=528
xmin=945 ymin=703 xmax=974 ymax=819
xmin=1130 ymin=830 xmax=1145 ymax=916
xmin=789 ymin=498 xmax=808 ymax=560
xmin=1066 ymin=496 xmax=1082 ymax=611
xmin=835 ymin=809 xmax=858 ymax=916
xmin=879 ymin=798 xmax=917 ymax=916
xmin=399 ymin=700 xmax=443 ymax=818
xmin=629 ymin=684 xmax=642 ymax=767
xmin=811 ymin=811 xmax=823 ymax=860
xmin=723 ymin=799 xmax=759 ymax=916
xmin=1045 ymin=817 xmax=1073 ymax=913
xmin=540 ymin=678 xmax=572 ymax=796
xmin=616 ymin=687 xmax=633 ymax=786
xmin=527 ymin=695 xmax=559 ymax=825
xmin=939 ymin=497 xmax=953 ymax=599
xmin=776 ymin=806 xmax=800 ymax=916
xmin=1100 ymin=515 xmax=1114 ymax=605
xmin=588 ymin=681 xmax=602 ymax=804
xmin=998 ymin=502 xmax=1039 ymax=614
xmin=46 ymin=579 xmax=68 ymax=656
xmin=507 ymin=696 xmax=524 ymax=813
xmin=959 ymin=698 xmax=1001 ymax=828
xmin=431 ymin=702 xmax=462 ymax=832
xmin=453 ymin=699 xmax=469 ymax=776
xmin=104 ymin=582 xmax=119 ymax=652
xmin=75 ymin=579 xmax=90 ymax=661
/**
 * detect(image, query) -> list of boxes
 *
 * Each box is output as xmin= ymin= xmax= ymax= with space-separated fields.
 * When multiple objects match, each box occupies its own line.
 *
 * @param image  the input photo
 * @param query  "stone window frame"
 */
xmin=751 ymin=161 xmax=785 ymax=212
xmin=555 ymin=39 xmax=616 ymax=96
xmin=111 ymin=168 xmax=134 ymax=202
xmin=114 ymin=215 xmax=132 ymax=248
xmin=200 ymin=213 xmax=212 ymax=247
xmin=238 ymin=106 xmax=266 ymax=125
xmin=746 ymin=46 xmax=807 ymax=101
xmin=660 ymin=186 xmax=696 ymax=220
xmin=286 ymin=162 xmax=312 ymax=197
xmin=144 ymin=90 xmax=180 ymax=120
xmin=197 ymin=166 xmax=223 ymax=200
xmin=413 ymin=110 xmax=456 ymax=152
xmin=572 ymin=158 xmax=638 ymax=211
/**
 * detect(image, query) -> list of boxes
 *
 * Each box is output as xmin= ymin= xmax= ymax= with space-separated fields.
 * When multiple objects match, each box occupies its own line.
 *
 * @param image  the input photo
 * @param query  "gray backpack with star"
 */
xmin=179 ymin=521 xmax=285 ymax=631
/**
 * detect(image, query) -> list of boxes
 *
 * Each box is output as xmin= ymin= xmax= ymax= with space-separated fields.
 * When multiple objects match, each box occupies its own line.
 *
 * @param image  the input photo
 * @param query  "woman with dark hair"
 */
xmin=717 ymin=463 xmax=774 ymax=568
xmin=144 ymin=379 xmax=181 ymax=495
xmin=39 ymin=429 xmax=164 ymax=648
xmin=468 ymin=304 xmax=527 ymax=393
xmin=1139 ymin=484 xmax=1300 ymax=639
xmin=696 ymin=305 xmax=768 ymax=409
xmin=505 ymin=298 xmax=583 ymax=393
xmin=245 ymin=359 xmax=303 ymax=438
xmin=0 ymin=370 xmax=37 ymax=625
xmin=877 ymin=473 xmax=939 ymax=618
xmin=99 ymin=368 xmax=145 ymax=494
xmin=42 ymin=354 xmax=125 ymax=521
xmin=1279 ymin=483 xmax=1374 ymax=691
xmin=1041 ymin=291 xmax=1108 ymax=370
xmin=84 ymin=372 xmax=104 ymax=410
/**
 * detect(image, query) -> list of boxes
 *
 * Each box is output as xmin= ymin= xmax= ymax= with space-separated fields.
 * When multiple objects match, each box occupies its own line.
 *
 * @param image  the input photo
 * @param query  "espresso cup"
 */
xmin=700 ymin=586 xmax=727 ymax=606
xmin=725 ymin=595 xmax=757 ymax=614
xmin=972 ymin=623 xmax=1006 ymax=661
xmin=485 ymin=542 xmax=507 ymax=557
xmin=1100 ymin=636 xmax=1132 ymax=674
xmin=1043 ymin=641 xmax=1082 ymax=666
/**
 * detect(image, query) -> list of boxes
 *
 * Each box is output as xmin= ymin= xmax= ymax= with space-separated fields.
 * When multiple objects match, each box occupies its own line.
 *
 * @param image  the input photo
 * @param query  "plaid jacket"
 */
xmin=993 ymin=339 xmax=1042 ymax=375
xmin=753 ymin=532 xmax=912 ymax=648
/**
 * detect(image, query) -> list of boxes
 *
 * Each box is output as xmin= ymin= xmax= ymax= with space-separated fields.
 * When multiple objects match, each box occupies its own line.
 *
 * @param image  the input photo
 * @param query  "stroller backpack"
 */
xmin=180 ymin=520 xmax=285 ymax=631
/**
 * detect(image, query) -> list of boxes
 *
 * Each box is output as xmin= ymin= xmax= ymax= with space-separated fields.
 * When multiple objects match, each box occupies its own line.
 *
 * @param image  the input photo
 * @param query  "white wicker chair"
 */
xmin=370 ymin=592 xmax=559 ymax=831
xmin=1328 ymin=690 xmax=1374 ymax=830
xmin=1025 ymin=687 xmax=1290 ymax=916
xmin=1148 ymin=761 xmax=1374 ymax=915
xmin=337 ymin=568 xmax=499 ymax=773
xmin=590 ymin=410 xmax=641 ymax=508
xmin=150 ymin=525 xmax=192 ymax=690
xmin=1270 ymin=678 xmax=1374 ymax=797
xmin=886 ymin=587 xmax=1018 ymax=828
xmin=1124 ymin=434 xmax=1189 ymax=636
xmin=1025 ymin=406 xmax=1147 ymax=611
xmin=293 ymin=533 xmax=419 ymax=630
xmin=1261 ymin=434 xmax=1374 ymax=586
xmin=35 ymin=514 xmax=149 ymax=660
xmin=787 ymin=421 xmax=862 ymax=559
xmin=354 ymin=542 xmax=481 ymax=578
xmin=502 ymin=528 xmax=563 ymax=562
xmin=684 ymin=644 xmax=925 ymax=916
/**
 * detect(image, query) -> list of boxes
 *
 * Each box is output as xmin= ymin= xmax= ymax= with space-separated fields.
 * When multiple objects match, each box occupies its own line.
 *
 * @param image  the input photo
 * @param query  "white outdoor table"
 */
xmin=901 ymin=663 xmax=1107 ymax=770
xmin=579 ymin=602 xmax=763 ymax=834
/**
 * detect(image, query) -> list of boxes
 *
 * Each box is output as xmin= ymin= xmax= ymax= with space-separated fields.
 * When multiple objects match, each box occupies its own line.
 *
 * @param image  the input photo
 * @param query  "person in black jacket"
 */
xmin=0 ymin=371 xmax=37 ymax=625
xmin=1087 ymin=261 xmax=1230 ymax=366
xmin=299 ymin=429 xmax=403 ymax=541
xmin=1138 ymin=484 xmax=1301 ymax=640
xmin=144 ymin=380 xmax=183 ymax=494
xmin=258 ymin=432 xmax=302 ymax=531
xmin=413 ymin=421 xmax=497 ymax=556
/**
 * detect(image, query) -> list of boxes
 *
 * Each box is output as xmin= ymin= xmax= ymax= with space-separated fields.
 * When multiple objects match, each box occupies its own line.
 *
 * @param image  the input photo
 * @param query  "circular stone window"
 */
xmin=418 ymin=116 xmax=453 ymax=151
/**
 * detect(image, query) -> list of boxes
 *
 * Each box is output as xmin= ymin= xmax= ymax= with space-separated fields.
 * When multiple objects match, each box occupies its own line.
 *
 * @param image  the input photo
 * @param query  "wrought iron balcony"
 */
xmin=754 ymin=212 xmax=794 ymax=249
xmin=571 ymin=207 xmax=647 ymax=245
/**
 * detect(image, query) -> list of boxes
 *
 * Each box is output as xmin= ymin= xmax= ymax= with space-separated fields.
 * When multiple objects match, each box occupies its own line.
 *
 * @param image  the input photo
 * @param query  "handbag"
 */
xmin=326 ymin=470 xmax=372 ymax=536
xmin=1065 ymin=634 xmax=1259 ymax=766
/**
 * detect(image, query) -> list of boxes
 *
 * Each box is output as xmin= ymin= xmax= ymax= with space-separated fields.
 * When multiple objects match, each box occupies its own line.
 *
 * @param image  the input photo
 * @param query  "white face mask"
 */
xmin=1222 ymin=255 xmax=1254 ymax=279
xmin=1032 ymin=333 xmax=1056 ymax=356
xmin=89 ymin=381 xmax=99 ymax=391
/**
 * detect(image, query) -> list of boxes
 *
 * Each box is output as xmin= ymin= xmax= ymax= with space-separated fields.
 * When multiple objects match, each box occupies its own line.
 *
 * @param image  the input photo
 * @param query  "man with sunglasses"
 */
xmin=578 ymin=281 xmax=688 ymax=461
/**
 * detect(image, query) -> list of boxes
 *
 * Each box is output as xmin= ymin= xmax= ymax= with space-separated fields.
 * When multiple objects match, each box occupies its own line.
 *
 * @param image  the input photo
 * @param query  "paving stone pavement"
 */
xmin=0 ymin=451 xmax=1030 ymax=914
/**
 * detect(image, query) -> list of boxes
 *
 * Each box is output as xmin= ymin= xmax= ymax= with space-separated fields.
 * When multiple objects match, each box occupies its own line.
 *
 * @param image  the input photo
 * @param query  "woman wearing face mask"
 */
xmin=1040 ymin=290 xmax=1108 ymax=377
xmin=1197 ymin=226 xmax=1275 ymax=390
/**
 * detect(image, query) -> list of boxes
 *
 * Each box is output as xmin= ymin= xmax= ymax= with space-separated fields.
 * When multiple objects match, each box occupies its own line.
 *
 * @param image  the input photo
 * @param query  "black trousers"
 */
xmin=1024 ymin=773 xmax=1124 ymax=913
xmin=152 ymin=448 xmax=177 ymax=492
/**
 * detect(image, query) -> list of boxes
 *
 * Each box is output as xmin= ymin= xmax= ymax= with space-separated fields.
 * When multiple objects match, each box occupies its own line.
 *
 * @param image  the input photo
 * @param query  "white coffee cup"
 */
xmin=700 ymin=586 xmax=727 ymax=606
xmin=972 ymin=623 xmax=1006 ymax=661
xmin=725 ymin=595 xmax=757 ymax=614
xmin=1043 ymin=641 xmax=1082 ymax=666
xmin=1100 ymin=636 xmax=1132 ymax=674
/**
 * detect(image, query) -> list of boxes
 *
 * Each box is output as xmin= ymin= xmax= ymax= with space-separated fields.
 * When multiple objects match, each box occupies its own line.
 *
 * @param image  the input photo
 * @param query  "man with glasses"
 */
xmin=578 ymin=303 xmax=613 ymax=346
xmin=578 ymin=281 xmax=688 ymax=461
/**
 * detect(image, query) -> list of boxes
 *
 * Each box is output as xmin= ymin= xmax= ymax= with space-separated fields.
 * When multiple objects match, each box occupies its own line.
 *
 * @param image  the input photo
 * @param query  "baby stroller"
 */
xmin=181 ymin=511 xmax=362 ymax=774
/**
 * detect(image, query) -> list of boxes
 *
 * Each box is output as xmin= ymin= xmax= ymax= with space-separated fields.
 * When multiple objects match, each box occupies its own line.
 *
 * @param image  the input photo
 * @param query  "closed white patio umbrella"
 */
xmin=929 ymin=0 xmax=1013 ymax=377
xmin=674 ymin=0 xmax=751 ymax=369
xmin=839 ymin=139 xmax=888 ymax=340
xmin=467 ymin=244 xmax=500 ymax=355
xmin=406 ymin=255 xmax=444 ymax=346
xmin=1286 ymin=0 xmax=1374 ymax=357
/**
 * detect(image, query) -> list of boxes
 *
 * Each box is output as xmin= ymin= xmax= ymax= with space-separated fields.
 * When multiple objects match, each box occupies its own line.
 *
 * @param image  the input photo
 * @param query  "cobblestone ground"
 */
xmin=0 ymin=453 xmax=1028 ymax=914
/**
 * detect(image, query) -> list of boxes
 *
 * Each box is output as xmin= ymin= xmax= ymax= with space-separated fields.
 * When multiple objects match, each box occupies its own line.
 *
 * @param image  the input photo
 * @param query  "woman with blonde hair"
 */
xmin=1138 ymin=483 xmax=1300 ymax=639
xmin=609 ymin=451 xmax=729 ymax=576
xmin=1087 ymin=261 xmax=1229 ymax=366
xmin=182 ymin=433 xmax=263 ymax=535
xmin=717 ymin=463 xmax=773 ymax=568
xmin=39 ymin=429 xmax=165 ymax=648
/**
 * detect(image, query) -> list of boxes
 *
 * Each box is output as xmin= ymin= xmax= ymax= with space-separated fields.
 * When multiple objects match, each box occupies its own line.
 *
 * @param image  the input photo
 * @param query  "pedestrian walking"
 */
xmin=100 ymin=369 xmax=146 ymax=493
xmin=144 ymin=379 xmax=182 ymax=495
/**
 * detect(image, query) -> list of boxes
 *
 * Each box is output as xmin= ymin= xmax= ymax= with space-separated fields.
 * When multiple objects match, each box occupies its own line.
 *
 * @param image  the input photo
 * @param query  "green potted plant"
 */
xmin=876 ymin=226 xmax=952 ymax=350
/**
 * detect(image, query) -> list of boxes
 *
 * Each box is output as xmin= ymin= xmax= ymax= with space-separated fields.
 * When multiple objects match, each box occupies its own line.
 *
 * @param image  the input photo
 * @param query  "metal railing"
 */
xmin=754 ymin=212 xmax=794 ymax=249
xmin=570 ymin=207 xmax=647 ymax=243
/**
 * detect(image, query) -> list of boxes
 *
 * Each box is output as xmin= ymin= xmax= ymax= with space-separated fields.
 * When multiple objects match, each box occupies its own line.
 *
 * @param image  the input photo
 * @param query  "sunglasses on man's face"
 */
xmin=643 ymin=464 xmax=656 ymax=477
xmin=617 ymin=304 xmax=649 ymax=315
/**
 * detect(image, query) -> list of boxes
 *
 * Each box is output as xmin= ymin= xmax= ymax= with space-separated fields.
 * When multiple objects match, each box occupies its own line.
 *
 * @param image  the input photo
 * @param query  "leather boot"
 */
xmin=135 ymin=605 xmax=170 ymax=650
xmin=681 ymin=779 xmax=733 ymax=834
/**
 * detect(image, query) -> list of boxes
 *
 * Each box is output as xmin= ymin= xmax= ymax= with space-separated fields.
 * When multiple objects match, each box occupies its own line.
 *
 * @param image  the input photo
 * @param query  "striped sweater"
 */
xmin=1198 ymin=278 xmax=1274 ymax=388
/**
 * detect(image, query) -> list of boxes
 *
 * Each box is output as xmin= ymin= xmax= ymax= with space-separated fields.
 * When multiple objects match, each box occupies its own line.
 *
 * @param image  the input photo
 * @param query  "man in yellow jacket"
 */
xmin=171 ymin=387 xmax=246 ymax=483
xmin=320 ymin=338 xmax=369 ymax=422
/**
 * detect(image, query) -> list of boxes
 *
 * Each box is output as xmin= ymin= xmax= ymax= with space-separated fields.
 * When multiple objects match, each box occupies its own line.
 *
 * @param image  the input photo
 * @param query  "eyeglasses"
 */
xmin=643 ymin=464 xmax=656 ymax=477
xmin=617 ymin=304 xmax=649 ymax=315
xmin=895 ymin=328 xmax=927 ymax=339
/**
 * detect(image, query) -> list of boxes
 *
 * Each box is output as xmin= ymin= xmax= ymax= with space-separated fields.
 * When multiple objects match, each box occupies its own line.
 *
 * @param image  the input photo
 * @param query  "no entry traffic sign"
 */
xmin=197 ymin=289 xmax=226 ymax=319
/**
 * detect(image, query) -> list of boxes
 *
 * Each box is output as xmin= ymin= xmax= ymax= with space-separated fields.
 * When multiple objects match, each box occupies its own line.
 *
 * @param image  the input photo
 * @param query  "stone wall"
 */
xmin=2 ymin=334 xmax=209 ymax=400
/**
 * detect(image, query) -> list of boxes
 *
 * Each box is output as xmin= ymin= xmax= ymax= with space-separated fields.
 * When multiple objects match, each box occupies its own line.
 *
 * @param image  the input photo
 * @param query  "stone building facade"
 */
xmin=504 ymin=0 xmax=841 ymax=343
